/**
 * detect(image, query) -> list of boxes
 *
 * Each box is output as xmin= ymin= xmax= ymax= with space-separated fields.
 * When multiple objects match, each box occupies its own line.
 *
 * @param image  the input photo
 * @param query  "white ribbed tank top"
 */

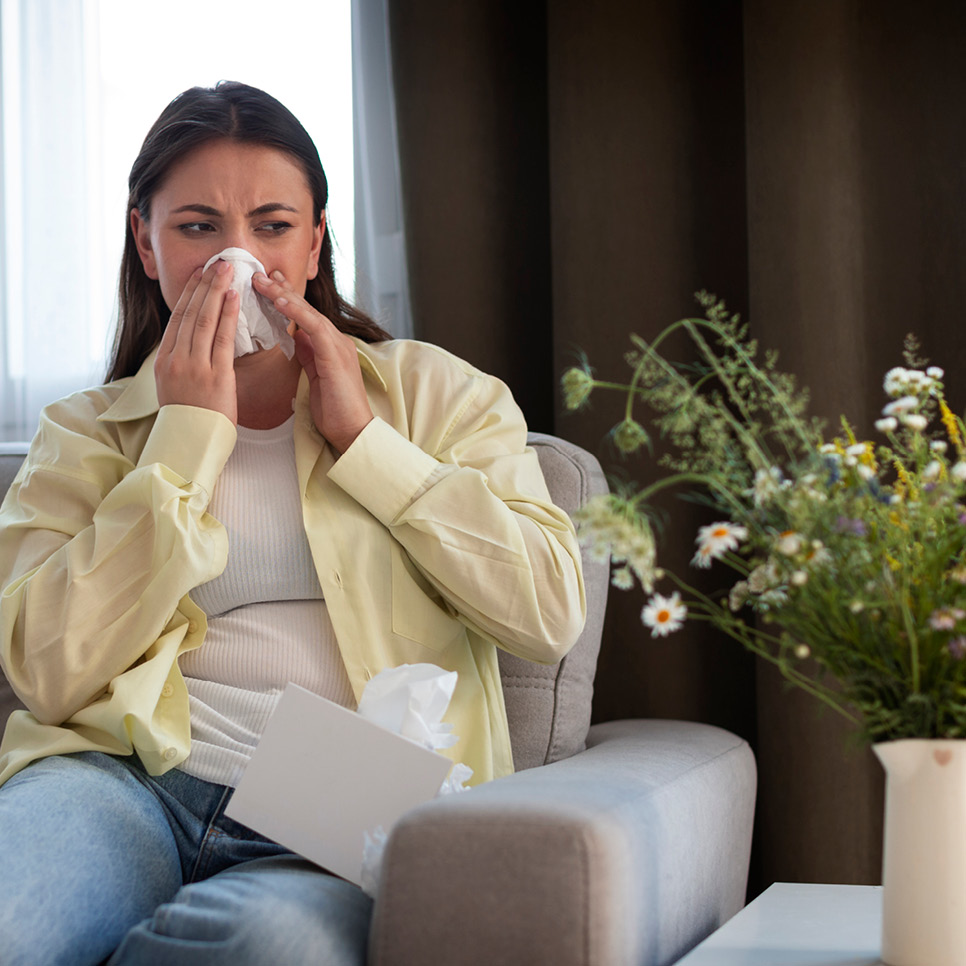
xmin=179 ymin=415 xmax=354 ymax=787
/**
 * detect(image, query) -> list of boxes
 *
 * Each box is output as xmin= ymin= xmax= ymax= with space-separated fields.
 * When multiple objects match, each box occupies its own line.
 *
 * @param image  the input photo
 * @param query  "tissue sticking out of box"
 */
xmin=356 ymin=664 xmax=474 ymax=897
xmin=203 ymin=247 xmax=295 ymax=360
xmin=356 ymin=663 xmax=461 ymax=752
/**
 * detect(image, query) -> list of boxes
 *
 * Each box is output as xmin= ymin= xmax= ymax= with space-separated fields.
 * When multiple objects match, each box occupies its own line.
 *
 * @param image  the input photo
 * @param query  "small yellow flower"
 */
xmin=941 ymin=398 xmax=965 ymax=458
xmin=893 ymin=461 xmax=913 ymax=494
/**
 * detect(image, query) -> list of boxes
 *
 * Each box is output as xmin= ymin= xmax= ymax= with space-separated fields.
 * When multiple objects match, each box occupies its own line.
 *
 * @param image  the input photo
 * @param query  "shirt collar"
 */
xmin=354 ymin=340 xmax=388 ymax=392
xmin=98 ymin=348 xmax=161 ymax=423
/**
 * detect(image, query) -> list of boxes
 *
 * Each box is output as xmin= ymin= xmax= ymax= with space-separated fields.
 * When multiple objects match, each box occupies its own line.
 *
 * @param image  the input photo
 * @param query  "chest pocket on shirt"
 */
xmin=390 ymin=547 xmax=465 ymax=652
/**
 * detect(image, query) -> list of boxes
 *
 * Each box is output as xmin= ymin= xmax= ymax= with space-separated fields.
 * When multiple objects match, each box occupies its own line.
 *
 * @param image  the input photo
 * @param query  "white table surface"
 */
xmin=675 ymin=882 xmax=883 ymax=965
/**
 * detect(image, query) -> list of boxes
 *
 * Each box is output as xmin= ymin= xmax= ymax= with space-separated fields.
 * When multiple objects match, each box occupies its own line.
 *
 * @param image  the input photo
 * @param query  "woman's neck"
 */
xmin=233 ymin=348 xmax=302 ymax=430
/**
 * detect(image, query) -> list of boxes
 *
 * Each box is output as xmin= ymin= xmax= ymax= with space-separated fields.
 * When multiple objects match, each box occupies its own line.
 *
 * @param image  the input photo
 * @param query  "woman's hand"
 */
xmin=154 ymin=260 xmax=240 ymax=425
xmin=253 ymin=270 xmax=373 ymax=453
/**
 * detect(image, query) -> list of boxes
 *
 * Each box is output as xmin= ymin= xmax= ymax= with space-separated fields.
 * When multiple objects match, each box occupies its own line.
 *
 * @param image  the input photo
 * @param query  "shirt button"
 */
xmin=162 ymin=747 xmax=178 ymax=761
xmin=161 ymin=683 xmax=174 ymax=698
xmin=187 ymin=620 xmax=199 ymax=635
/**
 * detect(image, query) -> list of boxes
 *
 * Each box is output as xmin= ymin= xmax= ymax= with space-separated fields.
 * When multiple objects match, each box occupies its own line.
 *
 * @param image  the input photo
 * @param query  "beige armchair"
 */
xmin=0 ymin=434 xmax=756 ymax=966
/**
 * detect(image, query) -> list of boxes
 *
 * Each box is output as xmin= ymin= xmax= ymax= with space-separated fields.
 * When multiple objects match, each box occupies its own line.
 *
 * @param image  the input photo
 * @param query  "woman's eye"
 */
xmin=178 ymin=222 xmax=215 ymax=235
xmin=257 ymin=222 xmax=293 ymax=234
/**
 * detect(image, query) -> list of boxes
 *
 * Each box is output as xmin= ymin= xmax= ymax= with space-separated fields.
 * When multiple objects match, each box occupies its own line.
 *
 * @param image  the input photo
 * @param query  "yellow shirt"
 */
xmin=0 ymin=338 xmax=585 ymax=786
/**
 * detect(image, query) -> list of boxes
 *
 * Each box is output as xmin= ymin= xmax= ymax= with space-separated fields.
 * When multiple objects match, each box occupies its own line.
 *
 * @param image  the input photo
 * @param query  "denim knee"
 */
xmin=110 ymin=856 xmax=373 ymax=966
xmin=0 ymin=753 xmax=183 ymax=966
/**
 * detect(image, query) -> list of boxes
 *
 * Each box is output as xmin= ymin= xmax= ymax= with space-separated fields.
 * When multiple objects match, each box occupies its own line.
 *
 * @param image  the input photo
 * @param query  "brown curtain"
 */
xmin=387 ymin=0 xmax=966 ymax=894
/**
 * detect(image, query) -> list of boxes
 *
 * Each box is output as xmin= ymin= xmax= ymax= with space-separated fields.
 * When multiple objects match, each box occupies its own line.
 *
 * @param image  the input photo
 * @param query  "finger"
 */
xmin=159 ymin=266 xmax=204 ymax=355
xmin=211 ymin=288 xmax=240 ymax=369
xmin=253 ymin=270 xmax=334 ymax=337
xmin=165 ymin=262 xmax=224 ymax=360
xmin=293 ymin=327 xmax=318 ymax=378
xmin=187 ymin=260 xmax=234 ymax=357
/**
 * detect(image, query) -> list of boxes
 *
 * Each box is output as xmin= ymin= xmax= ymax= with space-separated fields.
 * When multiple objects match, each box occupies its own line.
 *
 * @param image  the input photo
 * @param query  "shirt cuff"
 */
xmin=137 ymin=405 xmax=237 ymax=495
xmin=327 ymin=417 xmax=439 ymax=525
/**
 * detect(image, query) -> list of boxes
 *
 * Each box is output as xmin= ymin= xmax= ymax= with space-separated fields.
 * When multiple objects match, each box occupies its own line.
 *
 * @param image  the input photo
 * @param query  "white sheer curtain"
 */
xmin=1 ymin=0 xmax=98 ymax=443
xmin=352 ymin=0 xmax=413 ymax=341
xmin=0 ymin=0 xmax=407 ymax=444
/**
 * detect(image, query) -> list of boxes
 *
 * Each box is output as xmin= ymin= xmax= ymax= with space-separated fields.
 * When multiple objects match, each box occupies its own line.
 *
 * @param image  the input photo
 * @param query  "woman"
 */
xmin=0 ymin=82 xmax=585 ymax=965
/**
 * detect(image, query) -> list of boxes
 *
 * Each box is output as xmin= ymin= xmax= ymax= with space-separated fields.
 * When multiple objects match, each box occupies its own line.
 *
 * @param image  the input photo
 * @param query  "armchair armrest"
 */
xmin=370 ymin=719 xmax=757 ymax=966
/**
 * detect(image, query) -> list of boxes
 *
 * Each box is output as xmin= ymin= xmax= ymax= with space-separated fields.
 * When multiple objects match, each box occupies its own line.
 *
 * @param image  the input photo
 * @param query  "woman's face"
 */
xmin=132 ymin=139 xmax=324 ymax=310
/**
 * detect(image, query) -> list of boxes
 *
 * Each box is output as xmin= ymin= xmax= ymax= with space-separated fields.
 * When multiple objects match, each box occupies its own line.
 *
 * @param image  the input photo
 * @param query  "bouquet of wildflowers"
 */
xmin=562 ymin=292 xmax=966 ymax=743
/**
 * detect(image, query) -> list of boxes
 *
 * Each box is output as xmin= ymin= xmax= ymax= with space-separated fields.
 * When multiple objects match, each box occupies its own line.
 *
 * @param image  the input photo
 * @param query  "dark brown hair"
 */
xmin=107 ymin=81 xmax=390 ymax=381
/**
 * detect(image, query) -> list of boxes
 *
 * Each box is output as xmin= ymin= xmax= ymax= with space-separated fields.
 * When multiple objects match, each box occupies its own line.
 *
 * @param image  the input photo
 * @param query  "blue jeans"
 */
xmin=0 ymin=751 xmax=373 ymax=965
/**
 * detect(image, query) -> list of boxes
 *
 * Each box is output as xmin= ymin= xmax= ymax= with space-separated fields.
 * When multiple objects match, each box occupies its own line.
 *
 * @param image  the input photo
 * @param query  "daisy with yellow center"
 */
xmin=641 ymin=591 xmax=687 ymax=637
xmin=691 ymin=521 xmax=748 ymax=568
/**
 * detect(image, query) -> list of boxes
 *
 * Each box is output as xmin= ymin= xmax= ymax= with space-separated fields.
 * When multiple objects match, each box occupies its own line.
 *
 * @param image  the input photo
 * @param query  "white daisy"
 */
xmin=641 ymin=592 xmax=687 ymax=637
xmin=692 ymin=521 xmax=748 ymax=568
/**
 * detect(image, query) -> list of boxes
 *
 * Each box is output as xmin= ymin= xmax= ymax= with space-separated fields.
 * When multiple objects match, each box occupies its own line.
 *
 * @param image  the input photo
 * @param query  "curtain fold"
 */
xmin=0 ymin=0 xmax=98 ymax=442
xmin=352 ymin=0 xmax=413 ymax=338
xmin=387 ymin=0 xmax=966 ymax=893
xmin=388 ymin=0 xmax=554 ymax=430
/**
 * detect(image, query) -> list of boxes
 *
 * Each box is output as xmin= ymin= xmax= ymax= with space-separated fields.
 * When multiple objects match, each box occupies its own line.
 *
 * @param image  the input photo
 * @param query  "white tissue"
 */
xmin=356 ymin=664 xmax=475 ymax=898
xmin=356 ymin=663 xmax=460 ymax=752
xmin=360 ymin=826 xmax=388 ymax=899
xmin=202 ymin=247 xmax=294 ymax=359
xmin=437 ymin=762 xmax=474 ymax=796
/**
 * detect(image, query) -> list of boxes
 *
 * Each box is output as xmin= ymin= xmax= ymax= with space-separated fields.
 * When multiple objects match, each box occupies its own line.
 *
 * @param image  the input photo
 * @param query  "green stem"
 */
xmin=662 ymin=571 xmax=862 ymax=727
xmin=628 ymin=471 xmax=747 ymax=520
xmin=684 ymin=317 xmax=817 ymax=454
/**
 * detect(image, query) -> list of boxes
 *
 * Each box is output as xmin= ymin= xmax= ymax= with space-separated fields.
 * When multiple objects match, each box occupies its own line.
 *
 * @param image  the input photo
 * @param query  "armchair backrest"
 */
xmin=503 ymin=433 xmax=608 ymax=770
xmin=0 ymin=435 xmax=609 ymax=770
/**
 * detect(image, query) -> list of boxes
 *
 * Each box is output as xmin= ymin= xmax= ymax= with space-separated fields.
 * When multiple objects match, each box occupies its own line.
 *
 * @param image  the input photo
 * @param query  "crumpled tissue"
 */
xmin=203 ymin=247 xmax=295 ymax=359
xmin=357 ymin=663 xmax=474 ymax=898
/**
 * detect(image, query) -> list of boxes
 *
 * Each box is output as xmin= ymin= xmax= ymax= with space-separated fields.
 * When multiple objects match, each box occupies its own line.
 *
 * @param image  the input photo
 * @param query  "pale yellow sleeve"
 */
xmin=327 ymin=372 xmax=586 ymax=663
xmin=0 ymin=404 xmax=236 ymax=725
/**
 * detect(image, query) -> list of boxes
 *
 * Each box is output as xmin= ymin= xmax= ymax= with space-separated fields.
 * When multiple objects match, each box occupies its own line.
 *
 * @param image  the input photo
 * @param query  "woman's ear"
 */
xmin=307 ymin=212 xmax=325 ymax=281
xmin=131 ymin=208 xmax=160 ymax=280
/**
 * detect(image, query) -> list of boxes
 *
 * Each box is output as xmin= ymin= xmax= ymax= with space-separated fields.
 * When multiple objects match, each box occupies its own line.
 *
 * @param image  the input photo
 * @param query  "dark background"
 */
xmin=386 ymin=0 xmax=966 ymax=893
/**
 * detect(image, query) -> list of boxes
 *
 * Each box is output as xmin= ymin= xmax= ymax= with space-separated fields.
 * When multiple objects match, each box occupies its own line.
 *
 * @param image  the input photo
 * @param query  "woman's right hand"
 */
xmin=154 ymin=259 xmax=239 ymax=425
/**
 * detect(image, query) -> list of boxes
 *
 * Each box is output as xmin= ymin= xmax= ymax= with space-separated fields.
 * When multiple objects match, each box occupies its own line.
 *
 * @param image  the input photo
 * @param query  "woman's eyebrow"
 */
xmin=169 ymin=203 xmax=300 ymax=217
xmin=248 ymin=203 xmax=299 ymax=216
xmin=170 ymin=204 xmax=221 ymax=216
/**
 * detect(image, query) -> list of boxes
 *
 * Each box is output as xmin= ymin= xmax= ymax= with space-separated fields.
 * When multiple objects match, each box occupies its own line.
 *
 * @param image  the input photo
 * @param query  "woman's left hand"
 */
xmin=253 ymin=270 xmax=374 ymax=453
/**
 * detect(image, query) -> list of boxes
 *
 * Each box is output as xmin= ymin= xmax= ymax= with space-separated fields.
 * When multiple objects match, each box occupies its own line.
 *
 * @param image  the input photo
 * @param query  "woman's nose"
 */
xmin=217 ymin=220 xmax=255 ymax=256
xmin=221 ymin=233 xmax=251 ymax=255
